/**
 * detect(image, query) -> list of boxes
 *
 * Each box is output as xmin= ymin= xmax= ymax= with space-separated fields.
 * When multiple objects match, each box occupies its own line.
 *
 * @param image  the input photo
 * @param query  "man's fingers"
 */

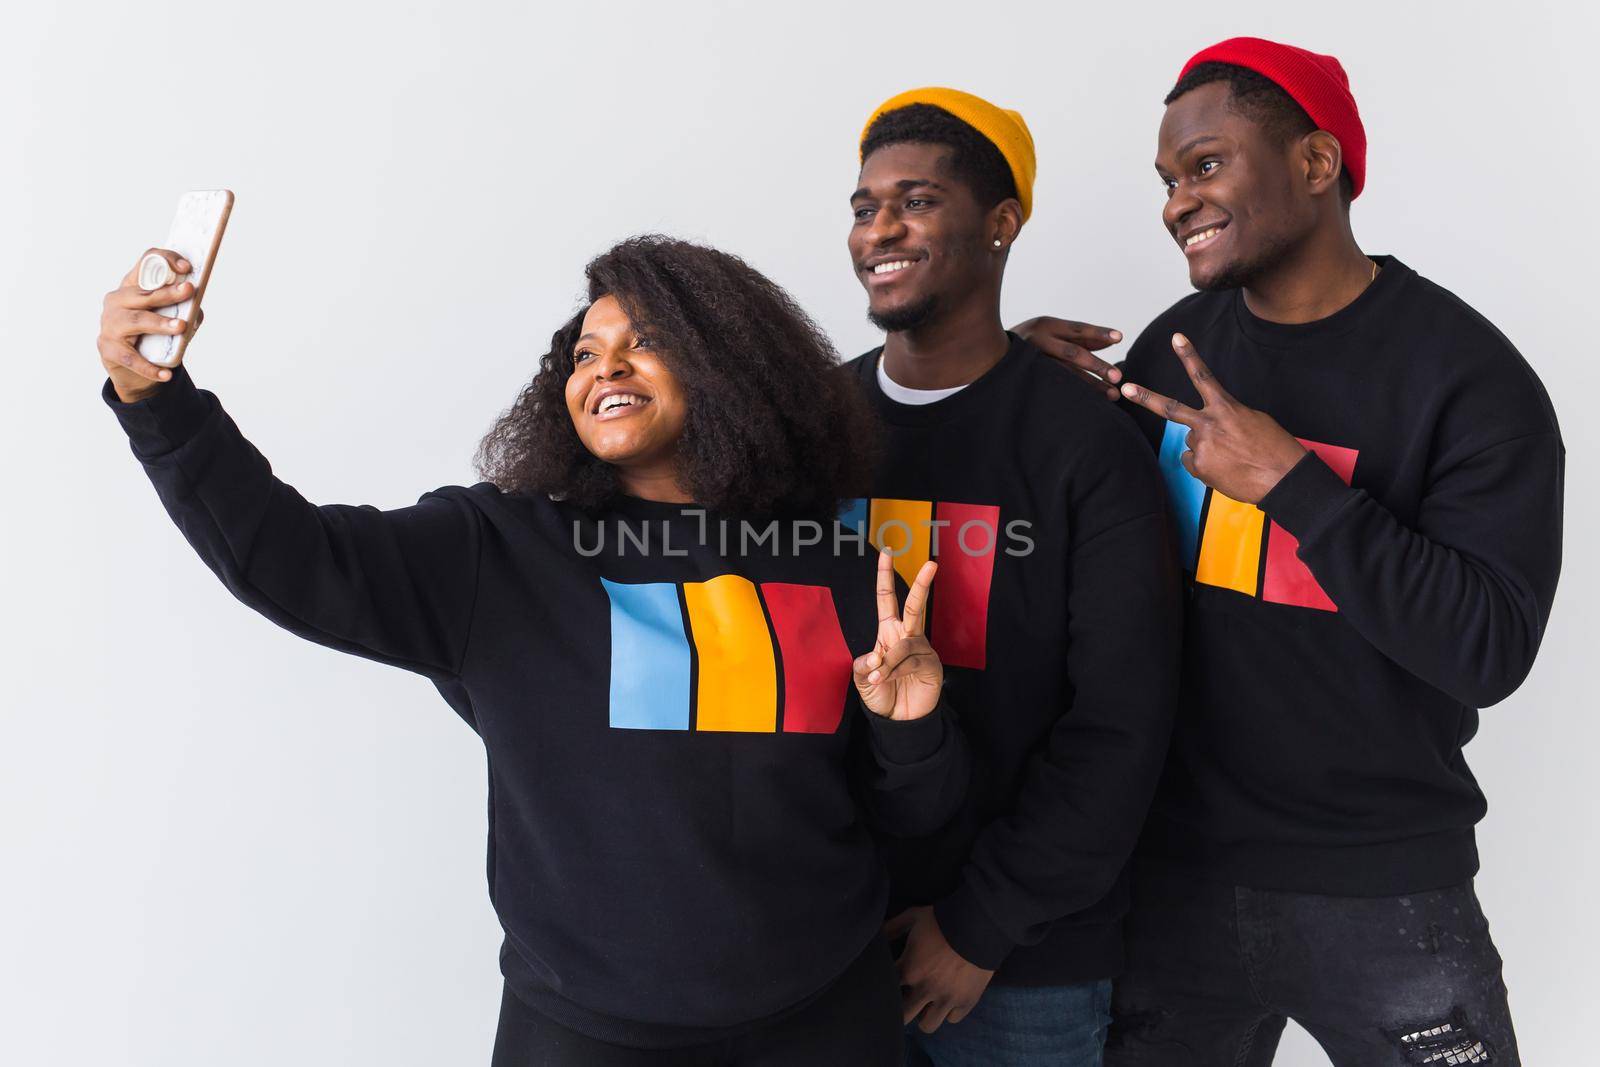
xmin=1171 ymin=333 xmax=1231 ymax=405
xmin=1034 ymin=331 xmax=1124 ymax=382
xmin=902 ymin=993 xmax=933 ymax=1027
xmin=1062 ymin=340 xmax=1121 ymax=379
xmin=1025 ymin=317 xmax=1123 ymax=350
xmin=901 ymin=560 xmax=935 ymax=636
xmin=917 ymin=999 xmax=954 ymax=1034
xmin=1061 ymin=363 xmax=1122 ymax=399
xmin=883 ymin=908 xmax=917 ymax=941
xmin=1119 ymin=381 xmax=1200 ymax=425
xmin=1072 ymin=322 xmax=1123 ymax=352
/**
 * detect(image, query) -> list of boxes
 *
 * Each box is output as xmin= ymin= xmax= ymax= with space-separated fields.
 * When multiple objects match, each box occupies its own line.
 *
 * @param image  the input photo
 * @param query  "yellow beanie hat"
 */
xmin=860 ymin=87 xmax=1037 ymax=222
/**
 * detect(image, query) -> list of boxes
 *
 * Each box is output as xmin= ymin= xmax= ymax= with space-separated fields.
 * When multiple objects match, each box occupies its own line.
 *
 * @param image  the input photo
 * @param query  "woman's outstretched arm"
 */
xmin=100 ymin=249 xmax=483 ymax=682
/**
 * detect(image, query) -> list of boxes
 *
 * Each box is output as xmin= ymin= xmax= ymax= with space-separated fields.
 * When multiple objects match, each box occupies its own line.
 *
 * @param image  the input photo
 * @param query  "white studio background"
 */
xmin=3 ymin=1 xmax=1594 ymax=1063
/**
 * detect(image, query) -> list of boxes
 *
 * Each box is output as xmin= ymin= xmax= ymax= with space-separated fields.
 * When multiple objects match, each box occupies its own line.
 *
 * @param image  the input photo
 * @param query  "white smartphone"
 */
xmin=138 ymin=189 xmax=234 ymax=368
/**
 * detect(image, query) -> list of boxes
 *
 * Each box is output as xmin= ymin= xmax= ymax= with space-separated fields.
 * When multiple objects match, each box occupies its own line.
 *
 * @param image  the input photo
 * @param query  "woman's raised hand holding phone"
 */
xmin=98 ymin=248 xmax=201 ymax=403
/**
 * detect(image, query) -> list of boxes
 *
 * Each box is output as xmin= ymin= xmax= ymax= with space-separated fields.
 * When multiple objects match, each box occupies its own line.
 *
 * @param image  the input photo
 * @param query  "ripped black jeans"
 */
xmin=1105 ymin=865 xmax=1517 ymax=1066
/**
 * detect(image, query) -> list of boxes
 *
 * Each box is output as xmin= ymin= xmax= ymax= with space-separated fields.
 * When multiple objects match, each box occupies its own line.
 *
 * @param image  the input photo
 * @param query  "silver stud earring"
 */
xmin=992 ymin=239 xmax=1003 ymax=248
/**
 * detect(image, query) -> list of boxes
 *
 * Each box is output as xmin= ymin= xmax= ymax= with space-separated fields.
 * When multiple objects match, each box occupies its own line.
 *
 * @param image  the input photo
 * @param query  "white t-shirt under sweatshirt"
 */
xmin=876 ymin=355 xmax=968 ymax=405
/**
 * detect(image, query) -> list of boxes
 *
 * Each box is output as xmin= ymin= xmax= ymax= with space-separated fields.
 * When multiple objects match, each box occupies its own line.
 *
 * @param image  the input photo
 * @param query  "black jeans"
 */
xmin=1105 ymin=865 xmax=1518 ymax=1066
xmin=490 ymin=937 xmax=903 ymax=1066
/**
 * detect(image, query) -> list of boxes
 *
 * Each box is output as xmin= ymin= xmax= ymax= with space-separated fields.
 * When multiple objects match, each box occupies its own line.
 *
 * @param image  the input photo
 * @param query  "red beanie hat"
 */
xmin=1178 ymin=36 xmax=1366 ymax=199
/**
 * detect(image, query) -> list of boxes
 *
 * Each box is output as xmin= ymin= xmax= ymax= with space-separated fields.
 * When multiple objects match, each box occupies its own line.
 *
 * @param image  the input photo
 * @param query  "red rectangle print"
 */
xmin=1263 ymin=439 xmax=1360 ymax=612
xmin=929 ymin=502 xmax=1000 ymax=669
xmin=761 ymin=583 xmax=853 ymax=734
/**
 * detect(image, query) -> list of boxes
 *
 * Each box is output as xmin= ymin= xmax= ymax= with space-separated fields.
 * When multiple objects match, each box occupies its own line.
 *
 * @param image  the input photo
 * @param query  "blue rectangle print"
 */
xmin=601 ymin=579 xmax=691 ymax=730
xmin=1158 ymin=420 xmax=1206 ymax=569
xmin=837 ymin=497 xmax=869 ymax=539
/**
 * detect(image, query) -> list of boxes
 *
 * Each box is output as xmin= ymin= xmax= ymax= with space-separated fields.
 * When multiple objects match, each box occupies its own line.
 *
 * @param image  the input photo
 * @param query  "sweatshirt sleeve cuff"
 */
xmin=1258 ymin=450 xmax=1355 ymax=543
xmin=865 ymin=700 xmax=951 ymax=766
xmin=934 ymin=880 xmax=1014 ymax=971
xmin=101 ymin=363 xmax=214 ymax=458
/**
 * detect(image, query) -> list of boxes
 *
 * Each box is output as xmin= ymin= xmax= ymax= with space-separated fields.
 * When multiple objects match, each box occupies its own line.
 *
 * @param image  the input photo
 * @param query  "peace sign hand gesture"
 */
xmin=854 ymin=550 xmax=944 ymax=722
xmin=1119 ymin=333 xmax=1309 ymax=505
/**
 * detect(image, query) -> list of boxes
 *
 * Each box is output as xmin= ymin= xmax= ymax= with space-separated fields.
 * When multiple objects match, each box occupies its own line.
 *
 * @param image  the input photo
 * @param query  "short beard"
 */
xmin=1195 ymin=262 xmax=1253 ymax=292
xmin=867 ymin=293 xmax=940 ymax=333
xmin=1194 ymin=230 xmax=1297 ymax=292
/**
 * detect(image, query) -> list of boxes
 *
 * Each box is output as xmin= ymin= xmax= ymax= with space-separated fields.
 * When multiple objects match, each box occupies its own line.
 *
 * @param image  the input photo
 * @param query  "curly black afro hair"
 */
xmin=475 ymin=235 xmax=877 ymax=522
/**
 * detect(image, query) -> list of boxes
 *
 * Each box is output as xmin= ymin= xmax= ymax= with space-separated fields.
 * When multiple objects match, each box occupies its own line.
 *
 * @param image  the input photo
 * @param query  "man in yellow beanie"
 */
xmin=845 ymin=89 xmax=1182 ymax=1066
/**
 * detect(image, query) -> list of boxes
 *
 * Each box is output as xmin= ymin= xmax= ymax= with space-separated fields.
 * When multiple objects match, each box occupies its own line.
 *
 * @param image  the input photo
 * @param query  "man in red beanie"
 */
xmin=1099 ymin=37 xmax=1561 ymax=1066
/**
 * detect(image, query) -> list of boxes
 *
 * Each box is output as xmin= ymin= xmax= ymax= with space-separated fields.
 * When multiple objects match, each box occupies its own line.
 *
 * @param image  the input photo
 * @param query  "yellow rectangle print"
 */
xmin=1196 ymin=493 xmax=1265 ymax=597
xmin=868 ymin=498 xmax=934 ymax=590
xmin=683 ymin=574 xmax=778 ymax=732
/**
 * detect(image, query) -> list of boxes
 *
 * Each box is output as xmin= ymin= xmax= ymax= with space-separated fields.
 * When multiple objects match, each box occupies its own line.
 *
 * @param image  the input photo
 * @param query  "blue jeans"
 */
xmin=905 ymin=979 xmax=1113 ymax=1066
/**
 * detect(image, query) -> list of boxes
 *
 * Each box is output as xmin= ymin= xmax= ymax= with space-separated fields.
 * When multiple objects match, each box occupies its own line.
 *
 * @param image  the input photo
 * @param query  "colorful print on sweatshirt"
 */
xmin=1157 ymin=421 xmax=1359 ymax=612
xmin=839 ymin=497 xmax=1001 ymax=670
xmin=600 ymin=576 xmax=854 ymax=733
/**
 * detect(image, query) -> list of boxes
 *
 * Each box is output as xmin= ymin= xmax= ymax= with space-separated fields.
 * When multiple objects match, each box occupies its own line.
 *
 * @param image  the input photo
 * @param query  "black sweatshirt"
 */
xmin=1118 ymin=256 xmax=1564 ymax=895
xmin=103 ymin=364 xmax=970 ymax=1048
xmin=846 ymin=335 xmax=1182 ymax=984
